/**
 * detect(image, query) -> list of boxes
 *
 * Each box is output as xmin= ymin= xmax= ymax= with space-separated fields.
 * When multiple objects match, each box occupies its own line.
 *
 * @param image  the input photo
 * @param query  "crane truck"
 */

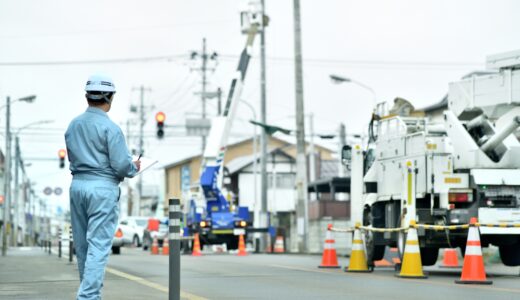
xmin=185 ymin=2 xmax=264 ymax=250
xmin=345 ymin=49 xmax=520 ymax=266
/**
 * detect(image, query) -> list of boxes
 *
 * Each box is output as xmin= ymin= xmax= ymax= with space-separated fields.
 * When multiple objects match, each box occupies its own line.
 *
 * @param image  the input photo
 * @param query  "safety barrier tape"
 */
xmin=476 ymin=223 xmax=520 ymax=228
xmin=328 ymin=223 xmax=520 ymax=233
xmin=413 ymin=224 xmax=470 ymax=231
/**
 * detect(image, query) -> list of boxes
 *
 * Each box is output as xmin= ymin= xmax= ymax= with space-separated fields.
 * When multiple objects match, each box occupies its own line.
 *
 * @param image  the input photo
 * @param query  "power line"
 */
xmin=0 ymin=53 xmax=482 ymax=69
xmin=219 ymin=54 xmax=483 ymax=69
xmin=0 ymin=54 xmax=186 ymax=66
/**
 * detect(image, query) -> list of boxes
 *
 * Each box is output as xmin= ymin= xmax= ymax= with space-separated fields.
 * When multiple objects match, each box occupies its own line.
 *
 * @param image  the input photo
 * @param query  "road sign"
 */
xmin=43 ymin=187 xmax=53 ymax=195
xmin=54 ymin=187 xmax=63 ymax=195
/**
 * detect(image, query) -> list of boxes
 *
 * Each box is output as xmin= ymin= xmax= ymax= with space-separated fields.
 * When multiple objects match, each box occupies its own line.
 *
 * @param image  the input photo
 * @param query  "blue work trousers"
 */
xmin=70 ymin=179 xmax=120 ymax=300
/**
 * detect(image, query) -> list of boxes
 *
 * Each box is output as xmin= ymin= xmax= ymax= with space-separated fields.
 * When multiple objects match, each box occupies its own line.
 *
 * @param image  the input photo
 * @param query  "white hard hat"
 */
xmin=85 ymin=74 xmax=116 ymax=93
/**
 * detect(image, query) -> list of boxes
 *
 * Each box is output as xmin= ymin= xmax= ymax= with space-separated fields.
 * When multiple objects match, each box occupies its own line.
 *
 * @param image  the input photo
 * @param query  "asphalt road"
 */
xmin=107 ymin=248 xmax=520 ymax=300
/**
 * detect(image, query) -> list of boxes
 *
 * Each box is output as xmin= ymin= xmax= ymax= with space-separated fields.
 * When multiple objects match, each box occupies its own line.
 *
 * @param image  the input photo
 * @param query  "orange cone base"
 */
xmin=344 ymin=266 xmax=373 ymax=273
xmin=237 ymin=251 xmax=247 ymax=256
xmin=455 ymin=279 xmax=492 ymax=285
xmin=318 ymin=265 xmax=341 ymax=269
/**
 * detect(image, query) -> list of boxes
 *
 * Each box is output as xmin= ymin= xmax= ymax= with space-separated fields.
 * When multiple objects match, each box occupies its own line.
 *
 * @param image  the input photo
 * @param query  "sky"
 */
xmin=0 ymin=0 xmax=519 ymax=215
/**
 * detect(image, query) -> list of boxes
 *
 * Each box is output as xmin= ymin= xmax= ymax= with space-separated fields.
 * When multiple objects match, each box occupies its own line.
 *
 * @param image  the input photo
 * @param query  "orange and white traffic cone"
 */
xmin=237 ymin=234 xmax=247 ymax=256
xmin=162 ymin=237 xmax=170 ymax=255
xmin=192 ymin=233 xmax=202 ymax=257
xmin=318 ymin=224 xmax=340 ymax=269
xmin=151 ymin=237 xmax=159 ymax=255
xmin=273 ymin=236 xmax=285 ymax=253
xmin=396 ymin=220 xmax=427 ymax=279
xmin=439 ymin=248 xmax=460 ymax=268
xmin=455 ymin=218 xmax=492 ymax=285
xmin=346 ymin=224 xmax=371 ymax=272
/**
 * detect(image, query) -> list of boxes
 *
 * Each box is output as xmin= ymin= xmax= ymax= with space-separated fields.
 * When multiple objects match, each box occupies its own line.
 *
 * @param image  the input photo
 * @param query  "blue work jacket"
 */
xmin=65 ymin=106 xmax=137 ymax=183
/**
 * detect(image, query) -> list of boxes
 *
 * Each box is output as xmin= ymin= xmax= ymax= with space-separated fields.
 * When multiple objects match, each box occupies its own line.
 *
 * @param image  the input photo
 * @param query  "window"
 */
xmin=268 ymin=173 xmax=295 ymax=189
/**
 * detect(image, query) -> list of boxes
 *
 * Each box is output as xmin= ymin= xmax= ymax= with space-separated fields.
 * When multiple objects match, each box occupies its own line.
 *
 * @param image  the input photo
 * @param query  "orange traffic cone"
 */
xmin=192 ymin=233 xmax=202 ymax=257
xmin=439 ymin=248 xmax=460 ymax=268
xmin=455 ymin=218 xmax=492 ymax=285
xmin=318 ymin=224 xmax=340 ymax=269
xmin=396 ymin=220 xmax=427 ymax=279
xmin=151 ymin=237 xmax=159 ymax=255
xmin=374 ymin=247 xmax=401 ymax=268
xmin=162 ymin=237 xmax=170 ymax=255
xmin=346 ymin=224 xmax=371 ymax=272
xmin=237 ymin=234 xmax=247 ymax=256
xmin=273 ymin=236 xmax=285 ymax=253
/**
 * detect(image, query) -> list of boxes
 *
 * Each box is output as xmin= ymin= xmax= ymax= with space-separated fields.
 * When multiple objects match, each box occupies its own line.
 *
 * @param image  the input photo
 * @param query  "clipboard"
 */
xmin=132 ymin=155 xmax=158 ymax=175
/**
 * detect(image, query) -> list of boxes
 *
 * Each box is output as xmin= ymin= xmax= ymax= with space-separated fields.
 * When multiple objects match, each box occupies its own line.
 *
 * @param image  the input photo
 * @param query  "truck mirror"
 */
xmin=341 ymin=145 xmax=352 ymax=165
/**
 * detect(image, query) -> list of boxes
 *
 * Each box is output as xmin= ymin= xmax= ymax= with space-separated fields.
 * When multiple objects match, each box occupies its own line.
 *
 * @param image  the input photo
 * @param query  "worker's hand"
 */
xmin=133 ymin=160 xmax=141 ymax=172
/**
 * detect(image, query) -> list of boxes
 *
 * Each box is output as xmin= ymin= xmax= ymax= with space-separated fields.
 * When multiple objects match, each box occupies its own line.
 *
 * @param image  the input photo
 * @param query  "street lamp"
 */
xmin=239 ymin=100 xmax=260 ymax=243
xmin=13 ymin=120 xmax=53 ymax=247
xmin=329 ymin=74 xmax=377 ymax=110
xmin=2 ymin=95 xmax=36 ymax=256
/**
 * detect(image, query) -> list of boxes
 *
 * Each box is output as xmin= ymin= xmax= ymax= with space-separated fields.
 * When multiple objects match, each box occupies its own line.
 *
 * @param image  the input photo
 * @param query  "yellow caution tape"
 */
xmin=328 ymin=222 xmax=520 ymax=233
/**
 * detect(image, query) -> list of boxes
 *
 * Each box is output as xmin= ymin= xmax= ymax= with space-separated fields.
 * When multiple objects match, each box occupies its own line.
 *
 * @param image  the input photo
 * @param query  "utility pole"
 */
xmin=133 ymin=85 xmax=151 ymax=216
xmin=217 ymin=87 xmax=222 ymax=116
xmin=308 ymin=113 xmax=316 ymax=182
xmin=191 ymin=38 xmax=218 ymax=152
xmin=2 ymin=96 xmax=11 ymax=256
xmin=13 ymin=136 xmax=20 ymax=246
xmin=201 ymin=38 xmax=208 ymax=151
xmin=126 ymin=120 xmax=133 ymax=218
xmin=293 ymin=0 xmax=308 ymax=253
xmin=259 ymin=0 xmax=269 ymax=251
xmin=338 ymin=123 xmax=347 ymax=177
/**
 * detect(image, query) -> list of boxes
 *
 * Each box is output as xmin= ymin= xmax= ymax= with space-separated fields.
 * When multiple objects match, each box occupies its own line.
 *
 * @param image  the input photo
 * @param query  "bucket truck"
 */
xmin=345 ymin=49 xmax=520 ymax=266
xmin=186 ymin=2 xmax=264 ymax=249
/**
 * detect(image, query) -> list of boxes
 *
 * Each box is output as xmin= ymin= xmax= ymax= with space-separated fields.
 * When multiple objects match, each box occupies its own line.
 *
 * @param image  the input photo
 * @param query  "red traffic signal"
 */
xmin=58 ymin=149 xmax=67 ymax=158
xmin=156 ymin=112 xmax=165 ymax=139
xmin=155 ymin=111 xmax=166 ymax=123
xmin=58 ymin=149 xmax=66 ymax=168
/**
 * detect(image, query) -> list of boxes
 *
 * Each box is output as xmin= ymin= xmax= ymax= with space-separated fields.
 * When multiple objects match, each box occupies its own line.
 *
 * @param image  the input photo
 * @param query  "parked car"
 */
xmin=118 ymin=216 xmax=149 ymax=247
xmin=142 ymin=219 xmax=168 ymax=250
xmin=112 ymin=227 xmax=124 ymax=255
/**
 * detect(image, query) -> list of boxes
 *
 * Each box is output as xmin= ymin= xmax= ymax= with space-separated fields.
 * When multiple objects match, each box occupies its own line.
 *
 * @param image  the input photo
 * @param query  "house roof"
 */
xmin=226 ymin=148 xmax=295 ymax=175
xmin=162 ymin=135 xmax=333 ymax=170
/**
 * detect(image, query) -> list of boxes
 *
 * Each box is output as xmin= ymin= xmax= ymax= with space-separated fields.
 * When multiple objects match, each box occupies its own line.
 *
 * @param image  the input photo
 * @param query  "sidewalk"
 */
xmin=0 ymin=247 xmax=165 ymax=300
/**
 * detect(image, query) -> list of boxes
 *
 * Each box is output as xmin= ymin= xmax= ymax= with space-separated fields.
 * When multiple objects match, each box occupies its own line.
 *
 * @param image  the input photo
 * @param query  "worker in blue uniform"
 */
xmin=65 ymin=74 xmax=141 ymax=300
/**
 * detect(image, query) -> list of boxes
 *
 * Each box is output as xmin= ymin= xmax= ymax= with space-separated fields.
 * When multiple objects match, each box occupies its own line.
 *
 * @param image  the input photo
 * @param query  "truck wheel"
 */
xmin=364 ymin=230 xmax=385 ymax=262
xmin=363 ymin=206 xmax=385 ymax=262
xmin=420 ymin=247 xmax=439 ymax=266
xmin=499 ymin=244 xmax=520 ymax=266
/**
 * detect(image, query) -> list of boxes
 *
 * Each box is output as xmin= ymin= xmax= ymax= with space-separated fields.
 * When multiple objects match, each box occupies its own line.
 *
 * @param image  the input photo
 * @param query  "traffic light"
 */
xmin=156 ymin=111 xmax=166 ymax=139
xmin=58 ymin=149 xmax=66 ymax=168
